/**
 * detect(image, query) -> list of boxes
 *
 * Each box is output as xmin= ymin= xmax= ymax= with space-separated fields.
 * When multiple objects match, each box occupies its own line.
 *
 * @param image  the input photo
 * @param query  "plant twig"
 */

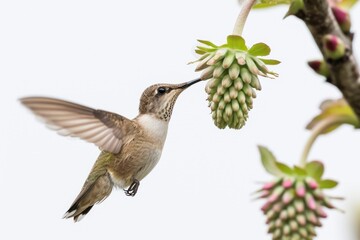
xmin=297 ymin=0 xmax=360 ymax=120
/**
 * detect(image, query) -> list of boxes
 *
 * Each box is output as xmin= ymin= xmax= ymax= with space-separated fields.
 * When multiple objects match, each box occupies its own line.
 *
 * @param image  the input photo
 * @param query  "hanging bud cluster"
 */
xmin=257 ymin=176 xmax=338 ymax=240
xmin=191 ymin=35 xmax=279 ymax=129
xmin=257 ymin=147 xmax=341 ymax=240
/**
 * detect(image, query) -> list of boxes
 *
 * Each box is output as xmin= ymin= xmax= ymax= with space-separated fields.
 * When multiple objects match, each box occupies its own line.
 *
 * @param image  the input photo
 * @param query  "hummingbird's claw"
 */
xmin=125 ymin=179 xmax=140 ymax=197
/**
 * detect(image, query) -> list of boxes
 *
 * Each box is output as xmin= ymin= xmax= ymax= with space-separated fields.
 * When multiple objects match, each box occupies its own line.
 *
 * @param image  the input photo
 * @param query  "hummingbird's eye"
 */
xmin=157 ymin=87 xmax=166 ymax=95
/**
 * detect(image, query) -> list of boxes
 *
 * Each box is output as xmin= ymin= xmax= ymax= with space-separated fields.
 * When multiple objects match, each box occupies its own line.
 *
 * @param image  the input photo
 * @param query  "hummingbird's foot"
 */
xmin=125 ymin=179 xmax=140 ymax=197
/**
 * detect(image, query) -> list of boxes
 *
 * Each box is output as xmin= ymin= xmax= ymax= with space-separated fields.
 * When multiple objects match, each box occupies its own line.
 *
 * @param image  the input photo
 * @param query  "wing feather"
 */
xmin=20 ymin=97 xmax=138 ymax=153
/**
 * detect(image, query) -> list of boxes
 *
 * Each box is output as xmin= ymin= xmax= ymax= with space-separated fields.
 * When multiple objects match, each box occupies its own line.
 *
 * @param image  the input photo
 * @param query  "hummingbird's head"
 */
xmin=139 ymin=78 xmax=201 ymax=121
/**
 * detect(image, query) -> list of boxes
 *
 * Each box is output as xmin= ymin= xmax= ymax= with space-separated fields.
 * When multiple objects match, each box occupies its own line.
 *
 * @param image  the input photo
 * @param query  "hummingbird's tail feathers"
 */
xmin=63 ymin=172 xmax=113 ymax=222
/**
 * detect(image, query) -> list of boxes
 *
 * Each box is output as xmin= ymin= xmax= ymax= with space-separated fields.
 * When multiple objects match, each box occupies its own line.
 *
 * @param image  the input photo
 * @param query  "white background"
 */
xmin=1 ymin=0 xmax=360 ymax=239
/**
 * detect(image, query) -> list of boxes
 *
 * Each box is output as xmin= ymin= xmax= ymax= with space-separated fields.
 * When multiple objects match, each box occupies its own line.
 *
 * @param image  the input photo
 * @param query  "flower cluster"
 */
xmin=192 ymin=35 xmax=279 ymax=129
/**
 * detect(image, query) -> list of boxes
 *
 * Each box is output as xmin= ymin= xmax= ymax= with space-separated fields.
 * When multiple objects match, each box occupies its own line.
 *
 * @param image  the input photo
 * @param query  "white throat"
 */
xmin=136 ymin=114 xmax=169 ymax=146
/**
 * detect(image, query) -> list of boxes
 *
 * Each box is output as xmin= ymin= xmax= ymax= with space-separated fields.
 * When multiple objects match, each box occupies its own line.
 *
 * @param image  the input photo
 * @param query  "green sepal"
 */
xmin=195 ymin=49 xmax=206 ymax=55
xmin=226 ymin=35 xmax=248 ymax=51
xmin=305 ymin=161 xmax=324 ymax=181
xmin=258 ymin=58 xmax=281 ymax=65
xmin=319 ymin=179 xmax=339 ymax=189
xmin=197 ymin=39 xmax=218 ymax=48
xmin=275 ymin=162 xmax=294 ymax=175
xmin=248 ymin=43 xmax=271 ymax=56
xmin=258 ymin=145 xmax=283 ymax=177
xmin=196 ymin=46 xmax=216 ymax=53
xmin=294 ymin=166 xmax=307 ymax=176
xmin=253 ymin=0 xmax=290 ymax=9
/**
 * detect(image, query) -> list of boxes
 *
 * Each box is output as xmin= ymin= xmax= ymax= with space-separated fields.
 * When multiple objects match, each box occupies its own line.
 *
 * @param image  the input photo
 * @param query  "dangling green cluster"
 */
xmin=191 ymin=35 xmax=279 ymax=129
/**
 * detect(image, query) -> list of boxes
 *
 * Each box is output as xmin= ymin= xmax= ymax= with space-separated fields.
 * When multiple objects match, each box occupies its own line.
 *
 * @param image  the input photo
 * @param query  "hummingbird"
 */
xmin=20 ymin=78 xmax=201 ymax=222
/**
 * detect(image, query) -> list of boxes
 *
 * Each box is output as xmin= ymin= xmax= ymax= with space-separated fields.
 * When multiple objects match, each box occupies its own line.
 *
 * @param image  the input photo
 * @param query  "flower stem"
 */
xmin=233 ymin=0 xmax=257 ymax=36
xmin=299 ymin=116 xmax=350 ymax=167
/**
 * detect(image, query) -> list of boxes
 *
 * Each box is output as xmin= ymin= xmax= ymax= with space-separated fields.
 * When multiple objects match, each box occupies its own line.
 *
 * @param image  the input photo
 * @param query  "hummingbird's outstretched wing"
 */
xmin=20 ymin=97 xmax=138 ymax=153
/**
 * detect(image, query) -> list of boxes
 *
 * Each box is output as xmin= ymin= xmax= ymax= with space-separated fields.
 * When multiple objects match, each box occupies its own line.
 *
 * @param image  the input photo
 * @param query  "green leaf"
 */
xmin=305 ymin=161 xmax=324 ymax=181
xmin=197 ymin=39 xmax=218 ymax=48
xmin=258 ymin=58 xmax=281 ymax=65
xmin=275 ymin=162 xmax=294 ymax=175
xmin=306 ymin=98 xmax=360 ymax=135
xmin=253 ymin=0 xmax=290 ymax=9
xmin=319 ymin=179 xmax=339 ymax=189
xmin=294 ymin=166 xmax=307 ymax=176
xmin=226 ymin=35 xmax=248 ymax=51
xmin=258 ymin=145 xmax=283 ymax=177
xmin=248 ymin=43 xmax=271 ymax=56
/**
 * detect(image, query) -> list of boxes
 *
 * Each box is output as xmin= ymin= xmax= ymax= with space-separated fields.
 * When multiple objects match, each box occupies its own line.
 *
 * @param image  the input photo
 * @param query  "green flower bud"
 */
xmin=222 ymin=51 xmax=235 ymax=69
xmin=234 ymin=77 xmax=243 ymax=90
xmin=229 ymin=63 xmax=241 ymax=80
xmin=240 ymin=67 xmax=252 ymax=84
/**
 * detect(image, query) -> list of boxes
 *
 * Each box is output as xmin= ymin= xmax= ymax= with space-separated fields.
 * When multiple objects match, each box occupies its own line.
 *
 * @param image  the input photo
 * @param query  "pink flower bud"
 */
xmin=316 ymin=205 xmax=328 ymax=218
xmin=307 ymin=60 xmax=329 ymax=77
xmin=306 ymin=193 xmax=317 ymax=210
xmin=295 ymin=181 xmax=306 ymax=197
xmin=282 ymin=178 xmax=293 ymax=189
xmin=323 ymin=34 xmax=346 ymax=60
xmin=305 ymin=177 xmax=319 ymax=190
xmin=332 ymin=6 xmax=351 ymax=33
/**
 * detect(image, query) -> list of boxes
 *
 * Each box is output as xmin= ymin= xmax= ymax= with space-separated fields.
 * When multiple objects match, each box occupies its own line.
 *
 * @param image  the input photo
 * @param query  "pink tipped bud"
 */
xmin=323 ymin=34 xmax=346 ymax=60
xmin=313 ymin=189 xmax=325 ymax=200
xmin=282 ymin=189 xmax=295 ymax=205
xmin=307 ymin=60 xmax=329 ymax=77
xmin=283 ymin=224 xmax=291 ymax=235
xmin=294 ymin=199 xmax=305 ymax=213
xmin=287 ymin=206 xmax=296 ymax=218
xmin=305 ymin=177 xmax=318 ymax=190
xmin=332 ymin=6 xmax=351 ymax=33
xmin=306 ymin=193 xmax=317 ymax=210
xmin=268 ymin=186 xmax=284 ymax=203
xmin=282 ymin=178 xmax=294 ymax=189
xmin=262 ymin=181 xmax=277 ymax=190
xmin=296 ymin=214 xmax=307 ymax=226
xmin=299 ymin=228 xmax=308 ymax=238
xmin=295 ymin=181 xmax=306 ymax=197
xmin=290 ymin=220 xmax=298 ymax=231
xmin=261 ymin=201 xmax=272 ymax=213
xmin=307 ymin=225 xmax=317 ymax=236
xmin=257 ymin=190 xmax=270 ymax=199
xmin=275 ymin=218 xmax=282 ymax=228
xmin=266 ymin=210 xmax=276 ymax=223
xmin=273 ymin=202 xmax=283 ymax=213
xmin=280 ymin=210 xmax=288 ymax=220
xmin=306 ymin=211 xmax=321 ymax=226
xmin=316 ymin=205 xmax=328 ymax=218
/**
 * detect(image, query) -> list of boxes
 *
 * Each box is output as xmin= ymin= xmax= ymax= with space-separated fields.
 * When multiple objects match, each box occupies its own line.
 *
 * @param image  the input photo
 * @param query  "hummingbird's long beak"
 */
xmin=178 ymin=78 xmax=202 ymax=89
